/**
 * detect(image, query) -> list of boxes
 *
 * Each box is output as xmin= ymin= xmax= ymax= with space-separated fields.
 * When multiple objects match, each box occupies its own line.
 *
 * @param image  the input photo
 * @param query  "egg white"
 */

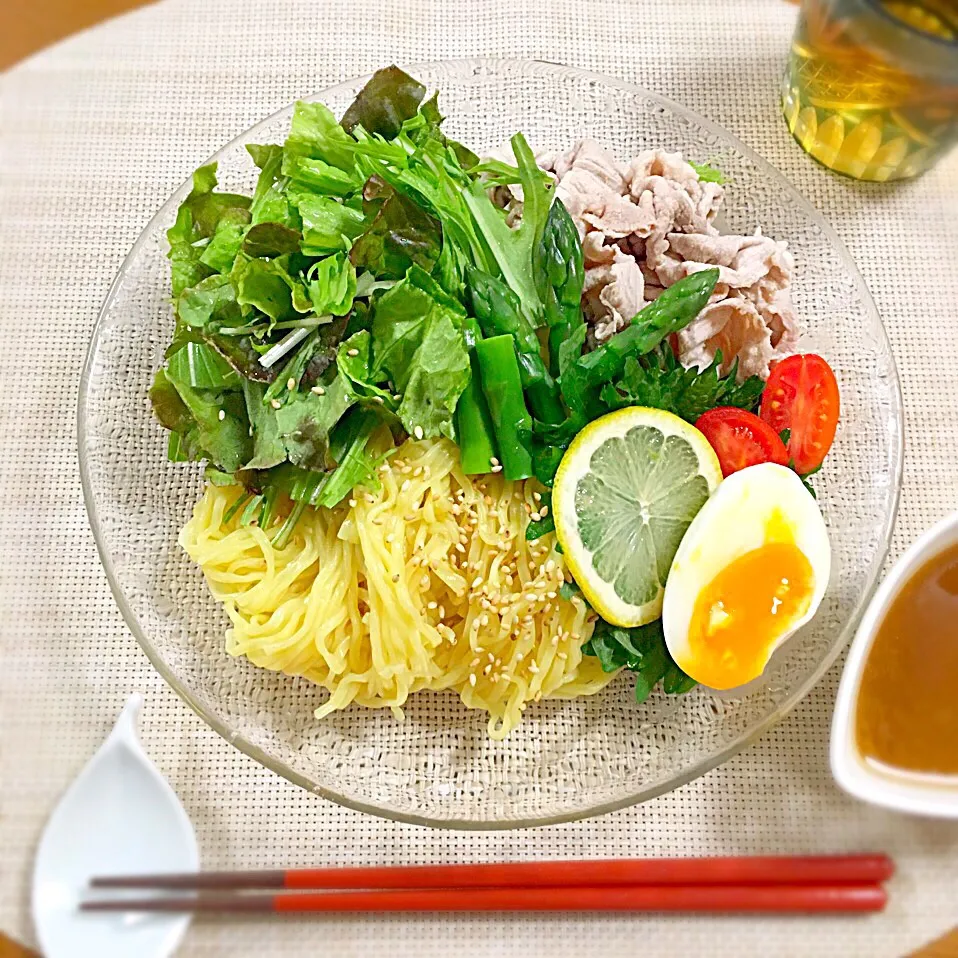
xmin=662 ymin=463 xmax=831 ymax=690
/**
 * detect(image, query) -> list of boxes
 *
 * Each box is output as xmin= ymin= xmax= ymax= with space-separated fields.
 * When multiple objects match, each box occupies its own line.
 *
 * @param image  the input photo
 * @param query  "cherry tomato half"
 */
xmin=695 ymin=407 xmax=790 ymax=478
xmin=759 ymin=354 xmax=840 ymax=475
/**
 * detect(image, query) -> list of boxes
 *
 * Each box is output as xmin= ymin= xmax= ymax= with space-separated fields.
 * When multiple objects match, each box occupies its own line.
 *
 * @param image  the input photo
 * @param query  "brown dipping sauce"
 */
xmin=855 ymin=541 xmax=958 ymax=777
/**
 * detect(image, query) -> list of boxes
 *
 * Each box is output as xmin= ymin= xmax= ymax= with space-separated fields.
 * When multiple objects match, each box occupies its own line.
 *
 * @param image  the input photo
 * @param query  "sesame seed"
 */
xmin=490 ymin=456 xmax=500 ymax=467
xmin=525 ymin=593 xmax=537 ymax=602
xmin=392 ymin=574 xmax=400 ymax=583
xmin=557 ymin=651 xmax=568 ymax=661
xmin=248 ymin=427 xmax=254 ymax=437
xmin=404 ymin=513 xmax=417 ymax=522
xmin=475 ymin=646 xmax=485 ymax=653
xmin=539 ymin=506 xmax=550 ymax=518
xmin=484 ymin=495 xmax=493 ymax=506
xmin=488 ymin=652 xmax=495 ymax=663
xmin=438 ymin=606 xmax=445 ymax=618
xmin=365 ymin=494 xmax=376 ymax=503
xmin=490 ymin=674 xmax=499 ymax=684
xmin=455 ymin=543 xmax=466 ymax=553
xmin=545 ymin=560 xmax=556 ymax=573
xmin=546 ymin=591 xmax=557 ymax=600
xmin=469 ymin=674 xmax=477 ymax=687
xmin=543 ymin=603 xmax=553 ymax=614
xmin=480 ymin=614 xmax=489 ymax=626
xmin=218 ymin=409 xmax=226 ymax=421
xmin=286 ymin=377 xmax=296 ymax=391
xmin=311 ymin=385 xmax=326 ymax=396
xmin=470 ymin=657 xmax=481 ymax=668
xmin=393 ymin=393 xmax=402 ymax=401
xmin=471 ymin=576 xmax=484 ymax=589
xmin=374 ymin=395 xmax=385 ymax=404
xmin=483 ymin=664 xmax=492 ymax=675
xmin=414 ymin=426 xmax=424 ymax=440
xmin=491 ymin=464 xmax=503 ymax=473
xmin=270 ymin=399 xmax=282 ymax=409
xmin=394 ymin=460 xmax=406 ymax=468
xmin=401 ymin=480 xmax=411 ymax=492
xmin=551 ymin=635 xmax=560 ymax=646
xmin=420 ymin=575 xmax=430 ymax=588
xmin=414 ymin=466 xmax=424 ymax=477
xmin=385 ymin=533 xmax=395 ymax=544
xmin=533 ymin=492 xmax=542 ymax=502
xmin=346 ymin=348 xmax=360 ymax=357
xmin=401 ymin=465 xmax=412 ymax=475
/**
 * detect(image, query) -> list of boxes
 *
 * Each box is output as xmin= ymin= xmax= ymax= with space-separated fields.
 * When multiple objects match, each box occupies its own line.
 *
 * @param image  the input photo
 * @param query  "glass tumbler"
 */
xmin=783 ymin=0 xmax=958 ymax=180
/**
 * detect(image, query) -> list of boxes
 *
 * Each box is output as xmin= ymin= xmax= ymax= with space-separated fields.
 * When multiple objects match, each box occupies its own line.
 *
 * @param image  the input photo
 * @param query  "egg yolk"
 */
xmin=685 ymin=542 xmax=815 ymax=690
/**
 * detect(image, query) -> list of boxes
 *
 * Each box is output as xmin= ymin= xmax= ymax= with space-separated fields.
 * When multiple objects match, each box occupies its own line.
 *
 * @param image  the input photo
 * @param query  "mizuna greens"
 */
xmin=152 ymin=66 xmax=764 ymax=702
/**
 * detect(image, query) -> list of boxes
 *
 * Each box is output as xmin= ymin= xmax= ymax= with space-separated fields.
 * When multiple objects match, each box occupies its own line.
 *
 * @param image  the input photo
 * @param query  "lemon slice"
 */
xmin=553 ymin=407 xmax=722 ymax=627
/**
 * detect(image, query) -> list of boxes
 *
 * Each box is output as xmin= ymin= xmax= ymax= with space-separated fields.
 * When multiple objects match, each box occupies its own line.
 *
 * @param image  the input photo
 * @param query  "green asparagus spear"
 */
xmin=560 ymin=268 xmax=719 ymax=419
xmin=467 ymin=266 xmax=565 ymax=424
xmin=455 ymin=316 xmax=499 ymax=474
xmin=474 ymin=335 xmax=534 ymax=481
xmin=534 ymin=198 xmax=585 ymax=377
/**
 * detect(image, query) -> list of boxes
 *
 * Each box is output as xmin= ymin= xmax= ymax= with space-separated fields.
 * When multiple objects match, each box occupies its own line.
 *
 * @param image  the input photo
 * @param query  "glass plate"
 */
xmin=79 ymin=59 xmax=902 ymax=828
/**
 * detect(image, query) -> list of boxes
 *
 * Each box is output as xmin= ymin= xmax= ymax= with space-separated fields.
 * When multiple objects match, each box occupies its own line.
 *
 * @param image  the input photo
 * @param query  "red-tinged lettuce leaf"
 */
xmin=160 ymin=374 xmax=252 ymax=474
xmin=303 ymin=315 xmax=349 ymax=384
xmin=410 ymin=93 xmax=478 ymax=169
xmin=206 ymin=332 xmax=275 ymax=384
xmin=340 ymin=66 xmax=426 ymax=140
xmin=241 ymin=222 xmax=303 ymax=259
xmin=181 ymin=163 xmax=251 ymax=237
xmin=349 ymin=178 xmax=441 ymax=280
xmin=150 ymin=368 xmax=193 ymax=433
xmin=167 ymin=164 xmax=252 ymax=295
xmin=273 ymin=371 xmax=355 ymax=471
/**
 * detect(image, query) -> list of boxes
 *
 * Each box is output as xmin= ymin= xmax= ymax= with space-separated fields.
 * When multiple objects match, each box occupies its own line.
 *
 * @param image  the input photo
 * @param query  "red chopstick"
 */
xmin=81 ymin=883 xmax=887 ymax=914
xmin=90 ymin=854 xmax=893 ymax=891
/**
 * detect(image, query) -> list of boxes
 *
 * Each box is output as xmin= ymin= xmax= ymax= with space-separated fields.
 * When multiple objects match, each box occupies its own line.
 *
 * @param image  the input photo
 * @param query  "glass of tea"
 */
xmin=783 ymin=0 xmax=958 ymax=180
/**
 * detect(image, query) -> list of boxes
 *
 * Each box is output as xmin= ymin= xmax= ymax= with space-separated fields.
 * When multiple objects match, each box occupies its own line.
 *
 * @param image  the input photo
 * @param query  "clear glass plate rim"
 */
xmin=77 ymin=56 xmax=904 ymax=829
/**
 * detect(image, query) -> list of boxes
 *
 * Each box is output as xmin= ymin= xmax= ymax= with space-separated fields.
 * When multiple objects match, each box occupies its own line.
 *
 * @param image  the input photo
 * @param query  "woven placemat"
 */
xmin=2 ymin=0 xmax=957 ymax=954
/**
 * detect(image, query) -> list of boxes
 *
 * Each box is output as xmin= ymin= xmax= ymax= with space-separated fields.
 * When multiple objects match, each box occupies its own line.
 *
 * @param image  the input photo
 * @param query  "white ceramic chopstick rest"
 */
xmin=32 ymin=693 xmax=198 ymax=957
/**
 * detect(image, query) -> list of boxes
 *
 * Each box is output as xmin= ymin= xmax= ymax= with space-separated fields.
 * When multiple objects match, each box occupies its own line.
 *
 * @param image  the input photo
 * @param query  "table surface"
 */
xmin=2 ymin=0 xmax=958 ymax=955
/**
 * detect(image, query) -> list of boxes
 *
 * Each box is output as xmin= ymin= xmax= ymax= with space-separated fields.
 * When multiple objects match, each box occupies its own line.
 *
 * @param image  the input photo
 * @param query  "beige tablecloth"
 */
xmin=2 ymin=0 xmax=958 ymax=954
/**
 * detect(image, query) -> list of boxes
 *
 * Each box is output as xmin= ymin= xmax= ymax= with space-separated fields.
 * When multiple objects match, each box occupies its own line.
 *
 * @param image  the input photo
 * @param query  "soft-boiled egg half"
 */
xmin=662 ymin=463 xmax=830 ymax=691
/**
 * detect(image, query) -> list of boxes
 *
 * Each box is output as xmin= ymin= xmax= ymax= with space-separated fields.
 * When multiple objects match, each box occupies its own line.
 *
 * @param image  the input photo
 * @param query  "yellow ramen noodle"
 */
xmin=181 ymin=438 xmax=613 ymax=738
